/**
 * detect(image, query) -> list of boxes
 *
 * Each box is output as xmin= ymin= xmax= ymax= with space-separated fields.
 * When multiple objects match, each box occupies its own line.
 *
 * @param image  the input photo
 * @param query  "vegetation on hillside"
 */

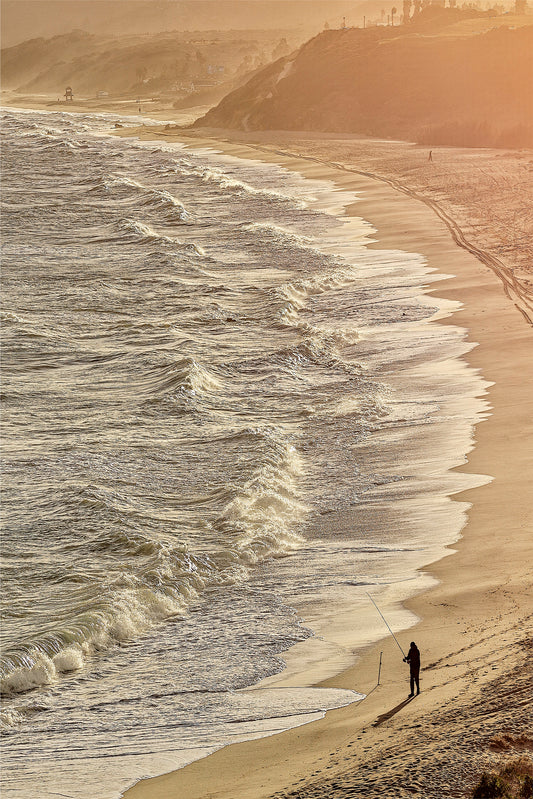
xmin=0 ymin=28 xmax=298 ymax=100
xmin=472 ymin=756 xmax=533 ymax=798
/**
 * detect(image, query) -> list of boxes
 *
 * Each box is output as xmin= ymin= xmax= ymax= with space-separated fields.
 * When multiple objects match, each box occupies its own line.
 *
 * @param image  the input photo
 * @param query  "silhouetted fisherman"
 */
xmin=404 ymin=641 xmax=420 ymax=697
xmin=428 ymin=150 xmax=433 ymax=161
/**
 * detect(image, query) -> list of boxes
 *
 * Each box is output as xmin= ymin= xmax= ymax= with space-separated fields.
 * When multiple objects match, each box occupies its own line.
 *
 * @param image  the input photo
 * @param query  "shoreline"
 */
xmin=117 ymin=127 xmax=532 ymax=798
xmin=3 ymin=102 xmax=531 ymax=796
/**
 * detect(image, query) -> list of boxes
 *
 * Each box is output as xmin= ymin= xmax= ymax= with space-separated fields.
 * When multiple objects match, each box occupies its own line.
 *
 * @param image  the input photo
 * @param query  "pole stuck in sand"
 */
xmin=366 ymin=592 xmax=406 ymax=658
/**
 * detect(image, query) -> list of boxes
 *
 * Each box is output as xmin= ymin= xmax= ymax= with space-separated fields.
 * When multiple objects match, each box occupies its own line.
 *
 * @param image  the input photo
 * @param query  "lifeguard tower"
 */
xmin=64 ymin=86 xmax=74 ymax=102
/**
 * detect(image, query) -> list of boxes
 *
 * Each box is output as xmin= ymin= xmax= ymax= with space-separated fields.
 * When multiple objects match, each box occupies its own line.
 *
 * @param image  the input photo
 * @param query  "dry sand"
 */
xmin=4 ymin=99 xmax=531 ymax=795
xmin=116 ymin=127 xmax=533 ymax=798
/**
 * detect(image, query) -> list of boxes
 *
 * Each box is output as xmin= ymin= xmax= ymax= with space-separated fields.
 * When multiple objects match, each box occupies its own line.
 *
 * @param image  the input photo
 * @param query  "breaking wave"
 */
xmin=90 ymin=174 xmax=189 ymax=222
xmin=0 ymin=426 xmax=306 ymax=696
xmin=92 ymin=218 xmax=203 ymax=253
xmin=174 ymin=160 xmax=307 ymax=206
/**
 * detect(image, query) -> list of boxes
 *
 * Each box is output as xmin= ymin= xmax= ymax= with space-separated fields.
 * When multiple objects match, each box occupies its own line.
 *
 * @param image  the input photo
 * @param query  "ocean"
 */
xmin=0 ymin=108 xmax=488 ymax=798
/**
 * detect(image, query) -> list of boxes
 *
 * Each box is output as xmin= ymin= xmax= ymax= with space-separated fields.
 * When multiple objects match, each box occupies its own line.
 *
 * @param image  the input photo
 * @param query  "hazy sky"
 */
xmin=1 ymin=0 xmax=371 ymax=48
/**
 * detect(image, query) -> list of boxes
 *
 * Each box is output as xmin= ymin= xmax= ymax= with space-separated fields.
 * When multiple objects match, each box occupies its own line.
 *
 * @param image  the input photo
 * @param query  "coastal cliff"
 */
xmin=194 ymin=17 xmax=533 ymax=147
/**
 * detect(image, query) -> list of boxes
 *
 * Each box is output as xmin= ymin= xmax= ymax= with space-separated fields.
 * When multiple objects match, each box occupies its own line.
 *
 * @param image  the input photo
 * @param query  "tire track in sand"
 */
xmin=241 ymin=141 xmax=533 ymax=327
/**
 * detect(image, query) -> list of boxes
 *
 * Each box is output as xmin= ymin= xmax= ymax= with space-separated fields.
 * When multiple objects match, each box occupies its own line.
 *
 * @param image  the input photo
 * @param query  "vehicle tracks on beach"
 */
xmin=230 ymin=141 xmax=533 ymax=328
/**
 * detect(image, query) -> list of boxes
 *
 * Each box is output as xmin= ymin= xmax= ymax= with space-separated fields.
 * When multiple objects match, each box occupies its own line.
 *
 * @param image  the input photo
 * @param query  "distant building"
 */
xmin=64 ymin=86 xmax=73 ymax=101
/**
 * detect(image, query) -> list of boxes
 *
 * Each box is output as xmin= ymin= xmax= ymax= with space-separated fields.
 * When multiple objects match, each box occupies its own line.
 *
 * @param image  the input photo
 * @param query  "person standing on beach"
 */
xmin=404 ymin=641 xmax=420 ymax=697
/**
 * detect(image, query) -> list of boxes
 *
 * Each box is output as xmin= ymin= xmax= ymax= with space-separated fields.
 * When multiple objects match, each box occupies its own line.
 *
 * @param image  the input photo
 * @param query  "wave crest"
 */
xmin=1 ymin=425 xmax=307 ymax=697
xmin=91 ymin=218 xmax=203 ymax=254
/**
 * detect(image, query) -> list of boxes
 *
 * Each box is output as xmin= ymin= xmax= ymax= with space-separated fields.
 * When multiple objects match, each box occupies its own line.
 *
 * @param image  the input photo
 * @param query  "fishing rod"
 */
xmin=366 ymin=592 xmax=406 ymax=658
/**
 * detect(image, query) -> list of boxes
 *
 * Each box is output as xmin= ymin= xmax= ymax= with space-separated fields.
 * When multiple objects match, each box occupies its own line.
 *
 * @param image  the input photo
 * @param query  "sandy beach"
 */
xmin=111 ymin=126 xmax=533 ymax=798
xmin=3 ymin=99 xmax=531 ymax=797
xmin=0 ymin=90 xmax=211 ymax=126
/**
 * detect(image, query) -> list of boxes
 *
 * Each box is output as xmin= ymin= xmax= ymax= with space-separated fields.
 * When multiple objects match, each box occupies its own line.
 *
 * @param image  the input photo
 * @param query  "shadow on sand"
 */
xmin=373 ymin=696 xmax=414 ymax=727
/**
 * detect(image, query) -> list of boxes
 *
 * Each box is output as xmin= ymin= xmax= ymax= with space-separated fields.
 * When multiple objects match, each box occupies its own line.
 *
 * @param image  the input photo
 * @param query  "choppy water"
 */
xmin=1 ymin=108 xmax=489 ymax=798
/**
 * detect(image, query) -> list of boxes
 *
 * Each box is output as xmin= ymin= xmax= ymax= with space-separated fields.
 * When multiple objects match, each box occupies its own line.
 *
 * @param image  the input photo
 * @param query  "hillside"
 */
xmin=194 ymin=13 xmax=533 ymax=148
xmin=0 ymin=28 xmax=298 ymax=101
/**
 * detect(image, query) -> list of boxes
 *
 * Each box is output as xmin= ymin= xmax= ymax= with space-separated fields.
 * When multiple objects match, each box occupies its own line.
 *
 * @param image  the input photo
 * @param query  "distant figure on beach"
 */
xmin=404 ymin=641 xmax=420 ymax=697
xmin=428 ymin=150 xmax=433 ymax=162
